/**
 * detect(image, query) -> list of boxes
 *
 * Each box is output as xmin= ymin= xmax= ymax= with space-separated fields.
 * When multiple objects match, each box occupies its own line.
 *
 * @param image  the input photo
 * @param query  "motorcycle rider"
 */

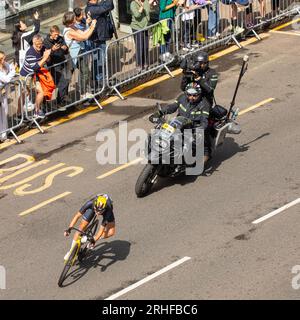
xmin=150 ymin=83 xmax=212 ymax=164
xmin=180 ymin=51 xmax=218 ymax=107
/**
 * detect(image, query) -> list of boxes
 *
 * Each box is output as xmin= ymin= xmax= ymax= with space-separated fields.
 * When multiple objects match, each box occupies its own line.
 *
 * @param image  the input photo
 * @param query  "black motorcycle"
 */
xmin=135 ymin=55 xmax=249 ymax=198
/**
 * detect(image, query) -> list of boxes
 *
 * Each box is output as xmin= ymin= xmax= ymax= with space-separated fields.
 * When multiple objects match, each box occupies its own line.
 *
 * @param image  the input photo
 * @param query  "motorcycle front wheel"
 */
xmin=135 ymin=164 xmax=157 ymax=198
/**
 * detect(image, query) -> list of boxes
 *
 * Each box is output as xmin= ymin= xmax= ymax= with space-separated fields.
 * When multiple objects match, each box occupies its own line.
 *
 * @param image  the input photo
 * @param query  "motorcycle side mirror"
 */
xmin=156 ymin=103 xmax=162 ymax=112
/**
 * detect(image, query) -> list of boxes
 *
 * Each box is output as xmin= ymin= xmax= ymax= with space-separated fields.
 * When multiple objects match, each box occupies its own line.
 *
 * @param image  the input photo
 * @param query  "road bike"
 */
xmin=58 ymin=215 xmax=99 ymax=287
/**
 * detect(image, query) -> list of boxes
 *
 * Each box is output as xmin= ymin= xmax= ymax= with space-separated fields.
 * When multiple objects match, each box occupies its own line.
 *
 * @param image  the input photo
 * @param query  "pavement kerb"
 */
xmin=1 ymin=15 xmax=297 ymax=151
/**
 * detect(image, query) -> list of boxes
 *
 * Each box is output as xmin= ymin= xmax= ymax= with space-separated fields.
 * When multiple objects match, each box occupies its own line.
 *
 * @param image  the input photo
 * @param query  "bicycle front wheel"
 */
xmin=58 ymin=242 xmax=79 ymax=287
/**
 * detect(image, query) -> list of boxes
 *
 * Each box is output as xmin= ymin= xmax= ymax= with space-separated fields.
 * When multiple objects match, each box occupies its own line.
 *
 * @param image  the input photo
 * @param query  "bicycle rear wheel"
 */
xmin=78 ymin=220 xmax=99 ymax=262
xmin=58 ymin=242 xmax=79 ymax=287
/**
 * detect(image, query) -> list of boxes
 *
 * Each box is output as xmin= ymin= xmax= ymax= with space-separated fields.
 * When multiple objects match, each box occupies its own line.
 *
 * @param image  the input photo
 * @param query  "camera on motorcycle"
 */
xmin=149 ymin=108 xmax=163 ymax=124
xmin=149 ymin=114 xmax=159 ymax=124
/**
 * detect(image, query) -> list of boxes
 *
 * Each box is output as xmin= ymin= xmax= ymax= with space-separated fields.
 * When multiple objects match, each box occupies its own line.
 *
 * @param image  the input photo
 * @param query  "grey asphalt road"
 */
xmin=0 ymin=26 xmax=299 ymax=300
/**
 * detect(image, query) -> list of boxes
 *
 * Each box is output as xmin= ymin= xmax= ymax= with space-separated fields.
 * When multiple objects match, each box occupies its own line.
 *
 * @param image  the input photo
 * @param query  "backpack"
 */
xmin=35 ymin=67 xmax=56 ymax=100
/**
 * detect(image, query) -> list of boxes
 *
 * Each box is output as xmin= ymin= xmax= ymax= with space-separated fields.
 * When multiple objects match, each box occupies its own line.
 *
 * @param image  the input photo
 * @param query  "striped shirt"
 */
xmin=20 ymin=46 xmax=44 ymax=77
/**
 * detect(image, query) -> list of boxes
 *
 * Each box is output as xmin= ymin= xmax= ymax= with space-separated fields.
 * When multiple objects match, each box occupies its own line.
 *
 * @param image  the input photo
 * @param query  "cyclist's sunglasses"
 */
xmin=187 ymin=93 xmax=199 ymax=97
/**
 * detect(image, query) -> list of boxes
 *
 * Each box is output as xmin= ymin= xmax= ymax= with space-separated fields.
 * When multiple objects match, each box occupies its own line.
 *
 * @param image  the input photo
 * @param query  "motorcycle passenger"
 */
xmin=180 ymin=51 xmax=218 ymax=107
xmin=150 ymin=83 xmax=212 ymax=164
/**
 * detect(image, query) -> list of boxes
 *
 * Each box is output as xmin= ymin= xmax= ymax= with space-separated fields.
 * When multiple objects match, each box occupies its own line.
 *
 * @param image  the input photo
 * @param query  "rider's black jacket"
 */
xmin=181 ymin=68 xmax=218 ymax=106
xmin=161 ymin=93 xmax=212 ymax=130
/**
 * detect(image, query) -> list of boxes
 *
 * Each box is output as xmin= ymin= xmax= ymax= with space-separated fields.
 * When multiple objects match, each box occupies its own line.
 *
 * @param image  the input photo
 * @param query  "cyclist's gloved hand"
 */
xmin=87 ymin=238 xmax=96 ymax=249
xmin=64 ymin=228 xmax=71 ymax=237
xmin=149 ymin=110 xmax=163 ymax=123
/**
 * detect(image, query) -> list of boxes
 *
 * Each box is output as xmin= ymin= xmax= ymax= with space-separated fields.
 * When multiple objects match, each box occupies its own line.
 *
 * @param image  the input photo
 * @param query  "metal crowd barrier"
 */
xmin=4 ymin=0 xmax=299 ymax=141
xmin=0 ymin=79 xmax=24 ymax=143
xmin=105 ymin=18 xmax=176 ymax=100
xmin=23 ymin=47 xmax=105 ymax=133
xmin=175 ymin=0 xmax=300 ymax=59
xmin=233 ymin=0 xmax=300 ymax=39
xmin=175 ymin=2 xmax=248 ymax=59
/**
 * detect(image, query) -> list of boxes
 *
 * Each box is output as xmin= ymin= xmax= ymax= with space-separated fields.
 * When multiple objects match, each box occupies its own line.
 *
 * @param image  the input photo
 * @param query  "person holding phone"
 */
xmin=11 ymin=10 xmax=40 ymax=69
xmin=44 ymin=25 xmax=70 ymax=110
xmin=85 ymin=0 xmax=114 ymax=85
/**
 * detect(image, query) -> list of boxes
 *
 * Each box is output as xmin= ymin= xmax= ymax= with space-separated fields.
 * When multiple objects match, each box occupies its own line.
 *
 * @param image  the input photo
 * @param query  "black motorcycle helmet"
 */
xmin=185 ymin=83 xmax=202 ymax=104
xmin=193 ymin=51 xmax=209 ymax=73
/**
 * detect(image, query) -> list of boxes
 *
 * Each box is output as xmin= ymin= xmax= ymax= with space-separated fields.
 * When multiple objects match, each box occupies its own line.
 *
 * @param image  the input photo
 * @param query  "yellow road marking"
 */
xmin=97 ymin=157 xmax=143 ymax=180
xmin=272 ymin=17 xmax=300 ymax=31
xmin=19 ymin=191 xmax=72 ymax=216
xmin=270 ymin=30 xmax=300 ymax=36
xmin=96 ymin=98 xmax=275 ymax=179
xmin=0 ymin=31 xmax=272 ymax=151
xmin=0 ymin=162 xmax=65 ymax=190
xmin=0 ymin=154 xmax=35 ymax=175
xmin=0 ymin=160 xmax=49 ymax=185
xmin=239 ymin=98 xmax=275 ymax=115
xmin=14 ymin=165 xmax=83 ymax=196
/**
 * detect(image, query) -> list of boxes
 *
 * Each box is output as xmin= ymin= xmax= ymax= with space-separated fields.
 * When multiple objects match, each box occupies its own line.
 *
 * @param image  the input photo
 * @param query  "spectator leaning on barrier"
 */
xmin=221 ymin=0 xmax=244 ymax=35
xmin=159 ymin=0 xmax=179 ymax=60
xmin=206 ymin=0 xmax=220 ymax=40
xmin=271 ymin=0 xmax=280 ymax=17
xmin=0 ymin=51 xmax=17 ymax=142
xmin=62 ymin=11 xmax=97 ymax=98
xmin=62 ymin=11 xmax=96 ymax=68
xmin=179 ymin=0 xmax=198 ymax=51
xmin=258 ymin=0 xmax=266 ymax=23
xmin=193 ymin=0 xmax=206 ymax=43
xmin=20 ymin=34 xmax=52 ymax=118
xmin=130 ymin=0 xmax=153 ymax=72
xmin=44 ymin=26 xmax=70 ymax=111
xmin=85 ymin=0 xmax=114 ymax=85
xmin=11 ymin=11 xmax=40 ymax=70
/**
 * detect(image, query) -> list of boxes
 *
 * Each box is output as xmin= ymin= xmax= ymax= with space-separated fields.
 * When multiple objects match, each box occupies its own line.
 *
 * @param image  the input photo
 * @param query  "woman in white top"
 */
xmin=62 ymin=11 xmax=97 ymax=68
xmin=0 ymin=51 xmax=16 ymax=142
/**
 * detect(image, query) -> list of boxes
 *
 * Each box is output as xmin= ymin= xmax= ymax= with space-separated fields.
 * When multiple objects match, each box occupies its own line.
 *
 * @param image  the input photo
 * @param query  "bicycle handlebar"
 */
xmin=69 ymin=227 xmax=94 ymax=241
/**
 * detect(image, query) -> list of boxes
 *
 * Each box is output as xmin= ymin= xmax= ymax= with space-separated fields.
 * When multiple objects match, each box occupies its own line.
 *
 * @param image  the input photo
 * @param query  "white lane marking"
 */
xmin=252 ymin=198 xmax=300 ymax=224
xmin=105 ymin=256 xmax=191 ymax=300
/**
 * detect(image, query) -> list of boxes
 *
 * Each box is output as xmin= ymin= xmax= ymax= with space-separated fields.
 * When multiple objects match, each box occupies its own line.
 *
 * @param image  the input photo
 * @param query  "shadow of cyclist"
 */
xmin=62 ymin=240 xmax=131 ymax=287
